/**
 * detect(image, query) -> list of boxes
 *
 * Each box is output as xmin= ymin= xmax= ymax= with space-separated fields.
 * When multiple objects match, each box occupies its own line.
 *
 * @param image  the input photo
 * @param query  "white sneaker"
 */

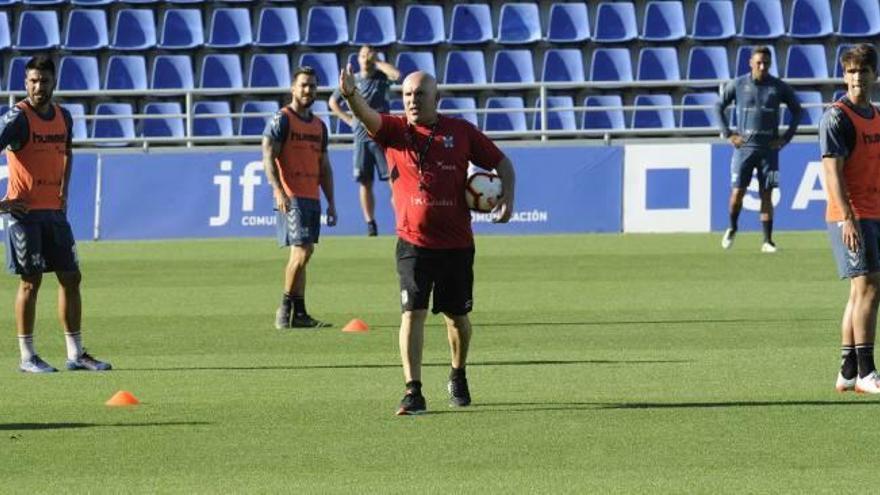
xmin=855 ymin=371 xmax=880 ymax=394
xmin=721 ymin=229 xmax=736 ymax=249
xmin=761 ymin=241 xmax=777 ymax=253
xmin=836 ymin=372 xmax=857 ymax=392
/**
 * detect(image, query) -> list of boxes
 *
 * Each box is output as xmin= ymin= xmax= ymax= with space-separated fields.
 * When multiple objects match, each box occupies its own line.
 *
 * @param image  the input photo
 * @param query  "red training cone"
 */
xmin=105 ymin=390 xmax=140 ymax=406
xmin=342 ymin=318 xmax=369 ymax=333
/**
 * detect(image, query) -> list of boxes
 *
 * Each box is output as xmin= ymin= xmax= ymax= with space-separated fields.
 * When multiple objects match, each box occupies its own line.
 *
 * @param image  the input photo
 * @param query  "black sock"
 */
xmin=841 ymin=345 xmax=858 ymax=379
xmin=762 ymin=219 xmax=773 ymax=243
xmin=450 ymin=367 xmax=466 ymax=380
xmin=292 ymin=296 xmax=306 ymax=316
xmin=856 ymin=344 xmax=876 ymax=378
xmin=280 ymin=293 xmax=293 ymax=315
xmin=405 ymin=380 xmax=422 ymax=394
xmin=729 ymin=212 xmax=738 ymax=232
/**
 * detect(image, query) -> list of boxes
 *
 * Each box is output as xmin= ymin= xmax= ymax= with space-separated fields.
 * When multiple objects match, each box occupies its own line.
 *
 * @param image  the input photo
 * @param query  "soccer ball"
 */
xmin=465 ymin=172 xmax=503 ymax=213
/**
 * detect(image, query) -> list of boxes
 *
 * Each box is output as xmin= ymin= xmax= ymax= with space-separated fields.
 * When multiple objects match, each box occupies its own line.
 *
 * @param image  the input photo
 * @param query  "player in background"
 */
xmin=715 ymin=46 xmax=802 ymax=253
xmin=0 ymin=56 xmax=111 ymax=372
xmin=329 ymin=46 xmax=400 ymax=236
xmin=819 ymin=43 xmax=880 ymax=394
xmin=263 ymin=66 xmax=337 ymax=329
xmin=339 ymin=67 xmax=516 ymax=415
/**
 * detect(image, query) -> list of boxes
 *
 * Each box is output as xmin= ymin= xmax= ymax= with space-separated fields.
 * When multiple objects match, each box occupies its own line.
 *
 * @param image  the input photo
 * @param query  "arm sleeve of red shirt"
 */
xmin=466 ymin=122 xmax=504 ymax=170
xmin=368 ymin=114 xmax=406 ymax=147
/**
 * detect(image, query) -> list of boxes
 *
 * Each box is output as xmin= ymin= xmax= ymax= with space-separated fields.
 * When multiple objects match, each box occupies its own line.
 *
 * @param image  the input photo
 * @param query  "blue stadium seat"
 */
xmin=72 ymin=0 xmax=115 ymax=4
xmin=443 ymin=51 xmax=487 ymax=84
xmin=310 ymin=100 xmax=331 ymax=134
xmin=785 ymin=44 xmax=828 ymax=79
xmin=390 ymin=99 xmax=404 ymax=113
xmin=200 ymin=54 xmax=243 ymax=89
xmin=111 ymin=9 xmax=156 ymax=50
xmin=483 ymin=97 xmax=527 ymax=132
xmin=547 ymin=3 xmax=589 ymax=43
xmin=439 ymin=97 xmax=478 ymax=126
xmin=15 ymin=11 xmax=60 ymax=50
xmin=121 ymin=0 xmax=159 ymax=3
xmin=740 ymin=0 xmax=785 ymax=39
xmin=641 ymin=1 xmax=686 ymax=41
xmin=58 ymin=56 xmax=100 ymax=91
xmin=0 ymin=0 xmax=18 ymax=4
xmin=167 ymin=0 xmax=204 ymax=3
xmin=151 ymin=55 xmax=194 ymax=89
xmin=304 ymin=6 xmax=348 ymax=46
xmin=533 ymin=96 xmax=577 ymax=131
xmin=353 ymin=6 xmax=396 ymax=46
xmin=239 ymin=101 xmax=279 ymax=136
xmin=838 ymin=0 xmax=880 ymax=37
xmin=492 ymin=50 xmax=535 ymax=83
xmin=691 ymin=0 xmax=735 ymax=40
xmin=0 ymin=12 xmax=10 ymax=51
xmin=594 ymin=2 xmax=638 ymax=43
xmin=395 ymin=52 xmax=436 ymax=80
xmin=141 ymin=102 xmax=184 ymax=138
xmin=497 ymin=3 xmax=542 ymax=44
xmin=92 ymin=103 xmax=135 ymax=146
xmin=590 ymin=48 xmax=633 ymax=82
xmin=6 ymin=57 xmax=28 ymax=91
xmin=255 ymin=7 xmax=299 ymax=47
xmin=206 ymin=8 xmax=253 ymax=49
xmin=632 ymin=94 xmax=676 ymax=129
xmin=23 ymin=0 xmax=64 ymax=4
xmin=782 ymin=91 xmax=823 ymax=126
xmin=335 ymin=99 xmax=352 ymax=134
xmin=63 ymin=9 xmax=108 ymax=50
xmin=735 ymin=45 xmax=779 ymax=77
xmin=159 ymin=9 xmax=204 ymax=50
xmin=541 ymin=49 xmax=584 ymax=82
xmin=400 ymin=5 xmax=445 ymax=46
xmin=448 ymin=4 xmax=492 ymax=45
xmin=298 ymin=52 xmax=339 ymax=89
xmin=61 ymin=103 xmax=88 ymax=141
xmin=686 ymin=46 xmax=731 ymax=80
xmin=582 ymin=95 xmax=625 ymax=130
xmin=193 ymin=101 xmax=233 ymax=137
xmin=637 ymin=47 xmax=680 ymax=81
xmin=790 ymin=0 xmax=833 ymax=38
xmin=104 ymin=55 xmax=147 ymax=90
xmin=248 ymin=53 xmax=290 ymax=88
xmin=680 ymin=93 xmax=720 ymax=128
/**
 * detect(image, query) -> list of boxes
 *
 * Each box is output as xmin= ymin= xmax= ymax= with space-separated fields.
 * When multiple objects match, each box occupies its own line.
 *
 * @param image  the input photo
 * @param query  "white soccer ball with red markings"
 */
xmin=465 ymin=172 xmax=503 ymax=213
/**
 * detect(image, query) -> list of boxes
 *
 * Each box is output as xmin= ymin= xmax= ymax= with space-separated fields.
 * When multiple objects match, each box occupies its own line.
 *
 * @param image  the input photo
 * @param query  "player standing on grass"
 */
xmin=715 ymin=46 xmax=802 ymax=253
xmin=0 ymin=56 xmax=111 ymax=373
xmin=339 ymin=67 xmax=516 ymax=415
xmin=263 ymin=66 xmax=337 ymax=329
xmin=819 ymin=44 xmax=880 ymax=394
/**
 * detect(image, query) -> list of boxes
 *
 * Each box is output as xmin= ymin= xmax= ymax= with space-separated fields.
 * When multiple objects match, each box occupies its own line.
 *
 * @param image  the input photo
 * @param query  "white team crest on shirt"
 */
xmin=442 ymin=135 xmax=454 ymax=148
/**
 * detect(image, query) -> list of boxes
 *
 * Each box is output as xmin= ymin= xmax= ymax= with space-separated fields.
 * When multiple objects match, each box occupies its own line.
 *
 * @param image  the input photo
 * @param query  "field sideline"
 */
xmin=0 ymin=232 xmax=875 ymax=493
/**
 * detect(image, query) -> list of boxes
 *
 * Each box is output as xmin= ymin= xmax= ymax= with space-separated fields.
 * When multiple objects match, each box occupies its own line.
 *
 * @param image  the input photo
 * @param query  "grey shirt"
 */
xmin=819 ymin=95 xmax=877 ymax=159
xmin=331 ymin=71 xmax=392 ymax=142
xmin=714 ymin=74 xmax=802 ymax=149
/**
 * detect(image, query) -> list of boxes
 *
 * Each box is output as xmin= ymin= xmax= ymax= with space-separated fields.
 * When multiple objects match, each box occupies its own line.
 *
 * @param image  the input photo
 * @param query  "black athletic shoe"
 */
xmin=367 ymin=220 xmax=378 ymax=237
xmin=448 ymin=374 xmax=471 ymax=407
xmin=291 ymin=314 xmax=331 ymax=328
xmin=274 ymin=307 xmax=291 ymax=330
xmin=396 ymin=390 xmax=427 ymax=415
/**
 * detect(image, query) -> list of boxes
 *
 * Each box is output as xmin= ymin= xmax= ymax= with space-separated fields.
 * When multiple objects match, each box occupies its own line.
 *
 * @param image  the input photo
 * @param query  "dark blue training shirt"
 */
xmin=714 ymin=74 xmax=802 ymax=149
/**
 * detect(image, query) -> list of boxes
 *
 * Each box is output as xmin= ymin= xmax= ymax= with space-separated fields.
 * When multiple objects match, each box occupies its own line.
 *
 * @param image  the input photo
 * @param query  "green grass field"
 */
xmin=0 ymin=232 xmax=875 ymax=493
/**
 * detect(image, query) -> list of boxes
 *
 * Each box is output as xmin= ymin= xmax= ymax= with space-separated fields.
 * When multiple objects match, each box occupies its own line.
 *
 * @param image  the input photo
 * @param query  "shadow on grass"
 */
xmin=0 ymin=421 xmax=211 ymax=431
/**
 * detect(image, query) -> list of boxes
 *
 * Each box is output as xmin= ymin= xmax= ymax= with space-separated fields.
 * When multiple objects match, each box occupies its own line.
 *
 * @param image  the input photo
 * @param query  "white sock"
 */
xmin=18 ymin=335 xmax=35 ymax=362
xmin=65 ymin=331 xmax=83 ymax=360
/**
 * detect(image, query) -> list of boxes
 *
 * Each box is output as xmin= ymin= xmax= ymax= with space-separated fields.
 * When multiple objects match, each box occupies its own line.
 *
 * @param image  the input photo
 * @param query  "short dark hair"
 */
xmin=751 ymin=45 xmax=772 ymax=62
xmin=25 ymin=55 xmax=55 ymax=76
xmin=292 ymin=66 xmax=316 ymax=82
xmin=841 ymin=43 xmax=878 ymax=74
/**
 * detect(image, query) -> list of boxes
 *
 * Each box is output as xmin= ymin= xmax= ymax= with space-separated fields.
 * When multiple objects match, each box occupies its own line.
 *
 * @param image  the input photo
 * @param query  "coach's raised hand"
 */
xmin=339 ymin=64 xmax=356 ymax=98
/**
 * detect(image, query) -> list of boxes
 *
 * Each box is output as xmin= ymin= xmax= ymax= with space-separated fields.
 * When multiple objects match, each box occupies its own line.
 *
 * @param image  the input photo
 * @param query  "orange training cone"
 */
xmin=342 ymin=318 xmax=369 ymax=333
xmin=105 ymin=390 xmax=140 ymax=406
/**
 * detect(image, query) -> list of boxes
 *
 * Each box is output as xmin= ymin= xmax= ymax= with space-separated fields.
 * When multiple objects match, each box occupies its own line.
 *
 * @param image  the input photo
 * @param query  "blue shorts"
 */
xmin=353 ymin=139 xmax=388 ymax=183
xmin=4 ymin=210 xmax=79 ymax=276
xmin=276 ymin=197 xmax=321 ymax=247
xmin=827 ymin=219 xmax=880 ymax=278
xmin=731 ymin=147 xmax=779 ymax=190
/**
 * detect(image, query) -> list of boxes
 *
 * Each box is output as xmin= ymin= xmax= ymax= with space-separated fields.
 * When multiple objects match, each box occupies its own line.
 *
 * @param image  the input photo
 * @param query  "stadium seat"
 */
xmin=735 ymin=45 xmax=779 ymax=77
xmin=533 ymin=96 xmax=577 ymax=131
xmin=390 ymin=99 xmax=404 ymax=113
xmin=782 ymin=91 xmax=823 ymax=126
xmin=151 ymin=55 xmax=194 ymax=89
xmin=353 ymin=6 xmax=396 ymax=46
xmin=395 ymin=52 xmax=436 ymax=80
xmin=304 ymin=6 xmax=348 ymax=46
xmin=542 ymin=49 xmax=585 ymax=82
xmin=637 ymin=47 xmax=681 ymax=82
xmin=239 ymin=101 xmax=279 ymax=136
xmin=497 ymin=3 xmax=542 ymax=44
xmin=680 ymin=93 xmax=720 ymax=128
xmin=206 ymin=8 xmax=253 ymax=49
xmin=483 ymin=97 xmax=527 ymax=132
xmin=310 ymin=100 xmax=331 ymax=134
xmin=686 ymin=46 xmax=731 ymax=80
xmin=158 ymin=9 xmax=204 ymax=50
xmin=740 ymin=0 xmax=785 ymax=39
xmin=400 ymin=5 xmax=445 ymax=46
xmin=785 ymin=44 xmax=828 ymax=79
xmin=141 ymin=102 xmax=184 ymax=138
xmin=255 ymin=7 xmax=299 ymax=47
xmin=61 ymin=103 xmax=88 ymax=141
xmin=691 ymin=0 xmax=736 ymax=40
xmin=443 ymin=51 xmax=487 ymax=84
xmin=547 ymin=3 xmax=590 ymax=43
xmin=111 ymin=9 xmax=156 ymax=50
xmin=58 ymin=56 xmax=100 ymax=91
xmin=448 ymin=4 xmax=492 ymax=45
xmin=492 ymin=50 xmax=535 ymax=83
xmin=248 ymin=53 xmax=290 ymax=88
xmin=838 ymin=0 xmax=880 ymax=37
xmin=92 ymin=103 xmax=135 ymax=146
xmin=200 ymin=54 xmax=243 ymax=89
xmin=582 ymin=95 xmax=625 ymax=130
xmin=15 ymin=11 xmax=60 ymax=50
xmin=72 ymin=0 xmax=115 ymax=4
xmin=6 ymin=57 xmax=28 ymax=91
xmin=0 ymin=0 xmax=18 ymax=4
xmin=632 ymin=94 xmax=676 ymax=129
xmin=193 ymin=101 xmax=233 ymax=137
xmin=335 ymin=99 xmax=352 ymax=134
xmin=594 ymin=2 xmax=638 ymax=43
xmin=120 ymin=0 xmax=159 ymax=3
xmin=23 ymin=0 xmax=64 ymax=4
xmin=298 ymin=52 xmax=339 ymax=89
xmin=63 ymin=9 xmax=108 ymax=50
xmin=438 ymin=97 xmax=478 ymax=126
xmin=590 ymin=48 xmax=633 ymax=82
xmin=167 ymin=0 xmax=204 ymax=3
xmin=789 ymin=0 xmax=833 ymax=38
xmin=104 ymin=55 xmax=147 ymax=90
xmin=0 ymin=12 xmax=10 ymax=52
xmin=641 ymin=1 xmax=686 ymax=41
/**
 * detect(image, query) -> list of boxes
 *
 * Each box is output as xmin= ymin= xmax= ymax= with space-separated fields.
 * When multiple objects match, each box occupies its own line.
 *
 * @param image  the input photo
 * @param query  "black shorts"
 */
xmin=396 ymin=238 xmax=474 ymax=315
xmin=4 ymin=210 xmax=79 ymax=276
